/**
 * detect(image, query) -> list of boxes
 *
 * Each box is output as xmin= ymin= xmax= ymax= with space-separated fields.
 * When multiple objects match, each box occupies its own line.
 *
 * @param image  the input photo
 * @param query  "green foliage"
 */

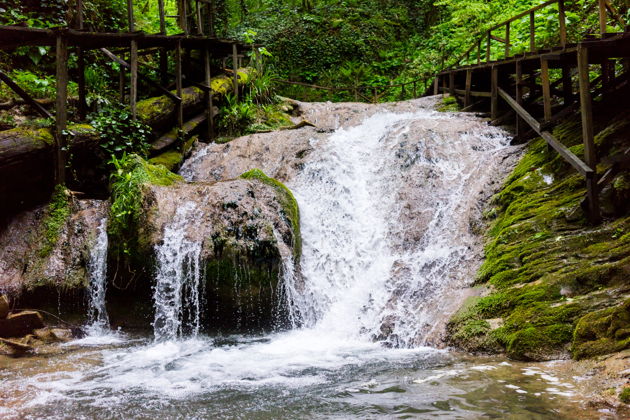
xmin=40 ymin=184 xmax=71 ymax=257
xmin=108 ymin=154 xmax=182 ymax=256
xmin=89 ymin=105 xmax=152 ymax=159
xmin=218 ymin=94 xmax=256 ymax=136
xmin=3 ymin=70 xmax=77 ymax=101
xmin=240 ymin=168 xmax=301 ymax=258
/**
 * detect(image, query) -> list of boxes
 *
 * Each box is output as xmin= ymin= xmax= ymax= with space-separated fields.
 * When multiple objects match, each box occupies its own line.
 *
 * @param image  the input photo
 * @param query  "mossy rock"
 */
xmin=149 ymin=150 xmax=184 ymax=171
xmin=572 ymin=299 xmax=630 ymax=359
xmin=437 ymin=95 xmax=459 ymax=112
xmin=240 ymin=169 xmax=301 ymax=259
xmin=620 ymin=387 xmax=630 ymax=404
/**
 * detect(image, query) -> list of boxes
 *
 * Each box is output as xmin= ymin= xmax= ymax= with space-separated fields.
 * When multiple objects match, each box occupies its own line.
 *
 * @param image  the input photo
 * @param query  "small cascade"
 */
xmin=86 ymin=217 xmax=110 ymax=331
xmin=152 ymin=202 xmax=204 ymax=341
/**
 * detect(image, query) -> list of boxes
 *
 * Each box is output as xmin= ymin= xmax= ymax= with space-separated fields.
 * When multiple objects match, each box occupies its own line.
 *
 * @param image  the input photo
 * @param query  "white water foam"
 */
xmin=86 ymin=217 xmax=110 ymax=332
xmin=153 ymin=202 xmax=204 ymax=341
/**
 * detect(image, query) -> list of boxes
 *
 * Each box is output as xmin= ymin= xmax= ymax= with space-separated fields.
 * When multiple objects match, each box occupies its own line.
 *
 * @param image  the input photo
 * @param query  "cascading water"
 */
xmin=286 ymin=109 xmax=510 ymax=346
xmin=152 ymin=201 xmax=204 ymax=341
xmin=3 ymin=102 xmax=593 ymax=419
xmin=85 ymin=217 xmax=110 ymax=332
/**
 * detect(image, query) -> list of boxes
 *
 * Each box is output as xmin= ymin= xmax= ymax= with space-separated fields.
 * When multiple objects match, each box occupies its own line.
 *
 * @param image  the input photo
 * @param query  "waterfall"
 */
xmin=86 ymin=217 xmax=110 ymax=331
xmin=152 ymin=202 xmax=204 ymax=341
xmin=287 ymin=109 xmax=510 ymax=346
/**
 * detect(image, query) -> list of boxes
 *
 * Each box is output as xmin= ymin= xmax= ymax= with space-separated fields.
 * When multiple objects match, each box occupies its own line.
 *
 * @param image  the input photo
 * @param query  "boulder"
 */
xmin=0 ymin=311 xmax=45 ymax=338
xmin=0 ymin=295 xmax=9 ymax=319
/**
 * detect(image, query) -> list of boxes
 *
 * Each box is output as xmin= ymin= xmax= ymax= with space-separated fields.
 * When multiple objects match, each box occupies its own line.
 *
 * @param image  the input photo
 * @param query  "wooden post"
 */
xmin=491 ymin=66 xmax=498 ymax=120
xmin=76 ymin=0 xmax=86 ymax=120
xmin=119 ymin=63 xmax=125 ymax=102
xmin=558 ymin=0 xmax=567 ymax=48
xmin=127 ymin=0 xmax=134 ymax=32
xmin=175 ymin=40 xmax=184 ymax=130
xmin=530 ymin=12 xmax=536 ymax=52
xmin=433 ymin=77 xmax=439 ymax=95
xmin=204 ymin=47 xmax=214 ymax=140
xmin=477 ymin=40 xmax=481 ymax=65
xmin=232 ymin=43 xmax=239 ymax=101
xmin=515 ymin=60 xmax=524 ymax=138
xmin=180 ymin=0 xmax=189 ymax=35
xmin=541 ymin=57 xmax=552 ymax=121
xmin=505 ymin=23 xmax=510 ymax=58
xmin=130 ymin=39 xmax=138 ymax=119
xmin=486 ymin=31 xmax=491 ymax=62
xmin=577 ymin=44 xmax=600 ymax=223
xmin=562 ymin=64 xmax=572 ymax=105
xmin=449 ymin=71 xmax=455 ymax=97
xmin=599 ymin=0 xmax=607 ymax=36
xmin=464 ymin=69 xmax=472 ymax=108
xmin=55 ymin=35 xmax=69 ymax=185
xmin=196 ymin=0 xmax=203 ymax=35
xmin=158 ymin=0 xmax=168 ymax=86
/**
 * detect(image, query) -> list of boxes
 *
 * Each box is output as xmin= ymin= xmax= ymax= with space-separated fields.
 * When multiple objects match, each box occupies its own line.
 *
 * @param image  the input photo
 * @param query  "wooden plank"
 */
xmin=540 ymin=57 xmax=552 ymax=121
xmin=232 ymin=43 xmax=239 ymax=101
xmin=204 ymin=47 xmax=214 ymax=140
xmin=558 ymin=0 xmax=567 ymax=48
xmin=0 ymin=70 xmax=53 ymax=119
xmin=55 ymin=35 xmax=69 ymax=185
xmin=491 ymin=66 xmax=498 ymax=119
xmin=497 ymin=87 xmax=593 ymax=177
xmin=454 ymin=89 xmax=491 ymax=98
xmin=465 ymin=70 xmax=472 ymax=107
xmin=175 ymin=40 xmax=183 ymax=130
xmin=130 ymin=40 xmax=138 ymax=119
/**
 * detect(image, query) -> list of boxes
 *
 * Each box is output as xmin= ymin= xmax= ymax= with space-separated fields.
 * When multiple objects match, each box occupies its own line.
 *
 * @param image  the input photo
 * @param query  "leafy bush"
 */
xmin=218 ymin=94 xmax=256 ymax=136
xmin=90 ymin=105 xmax=152 ymax=159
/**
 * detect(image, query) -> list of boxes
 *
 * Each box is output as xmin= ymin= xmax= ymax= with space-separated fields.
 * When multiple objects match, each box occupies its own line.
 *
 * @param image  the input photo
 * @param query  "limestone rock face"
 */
xmin=0 ymin=199 xmax=108 ymax=297
xmin=135 ymin=178 xmax=300 ymax=331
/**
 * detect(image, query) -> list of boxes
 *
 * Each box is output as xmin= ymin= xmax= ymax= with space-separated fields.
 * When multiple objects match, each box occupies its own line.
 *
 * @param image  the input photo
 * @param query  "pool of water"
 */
xmin=0 ymin=330 xmax=605 ymax=419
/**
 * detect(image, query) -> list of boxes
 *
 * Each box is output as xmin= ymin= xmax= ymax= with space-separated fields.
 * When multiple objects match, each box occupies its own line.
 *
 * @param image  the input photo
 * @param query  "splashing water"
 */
xmin=86 ymin=217 xmax=110 ymax=332
xmin=152 ymin=202 xmax=204 ymax=341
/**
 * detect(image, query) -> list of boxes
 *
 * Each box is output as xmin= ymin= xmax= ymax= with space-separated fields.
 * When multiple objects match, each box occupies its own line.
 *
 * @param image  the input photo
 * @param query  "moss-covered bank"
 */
xmin=447 ymin=98 xmax=630 ymax=362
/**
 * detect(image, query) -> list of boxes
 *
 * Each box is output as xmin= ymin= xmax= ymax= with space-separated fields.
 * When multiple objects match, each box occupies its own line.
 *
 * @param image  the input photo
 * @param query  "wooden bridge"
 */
xmin=0 ymin=0 xmax=253 ymax=185
xmin=432 ymin=0 xmax=630 ymax=223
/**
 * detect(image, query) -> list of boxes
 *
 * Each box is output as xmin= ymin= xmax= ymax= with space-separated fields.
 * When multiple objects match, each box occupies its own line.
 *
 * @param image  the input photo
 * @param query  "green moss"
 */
xmin=240 ymin=169 xmax=301 ymax=259
xmin=572 ymin=299 xmax=630 ymax=359
xmin=437 ymin=95 xmax=459 ymax=112
xmin=108 ymin=154 xmax=183 ymax=256
xmin=39 ymin=184 xmax=71 ymax=257
xmin=447 ymin=111 xmax=630 ymax=360
xmin=149 ymin=150 xmax=183 ymax=171
xmin=620 ymin=387 xmax=630 ymax=404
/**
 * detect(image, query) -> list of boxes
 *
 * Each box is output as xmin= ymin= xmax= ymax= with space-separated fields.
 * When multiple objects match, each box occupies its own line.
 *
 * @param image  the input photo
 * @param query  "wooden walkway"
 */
xmin=433 ymin=0 xmax=630 ymax=223
xmin=0 ymin=0 xmax=253 ymax=185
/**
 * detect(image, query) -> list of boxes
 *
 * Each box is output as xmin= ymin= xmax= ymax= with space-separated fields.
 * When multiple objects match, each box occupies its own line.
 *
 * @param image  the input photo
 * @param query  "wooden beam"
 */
xmin=55 ymin=35 xmax=69 ymax=185
xmin=491 ymin=66 xmax=498 ymax=119
xmin=577 ymin=44 xmax=600 ymax=223
xmin=232 ymin=43 xmax=239 ymax=101
xmin=540 ymin=57 xmax=552 ymax=121
xmin=0 ymin=70 xmax=53 ymax=119
xmin=599 ymin=0 xmax=607 ymax=35
xmin=204 ymin=47 xmax=214 ymax=140
xmin=497 ymin=87 xmax=593 ymax=177
xmin=558 ymin=0 xmax=567 ymax=48
xmin=130 ymin=40 xmax=138 ymax=119
xmin=505 ymin=22 xmax=511 ymax=58
xmin=515 ymin=60 xmax=524 ymax=138
xmin=465 ymin=69 xmax=472 ymax=107
xmin=127 ymin=0 xmax=135 ymax=32
xmin=175 ymin=40 xmax=183 ymax=130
